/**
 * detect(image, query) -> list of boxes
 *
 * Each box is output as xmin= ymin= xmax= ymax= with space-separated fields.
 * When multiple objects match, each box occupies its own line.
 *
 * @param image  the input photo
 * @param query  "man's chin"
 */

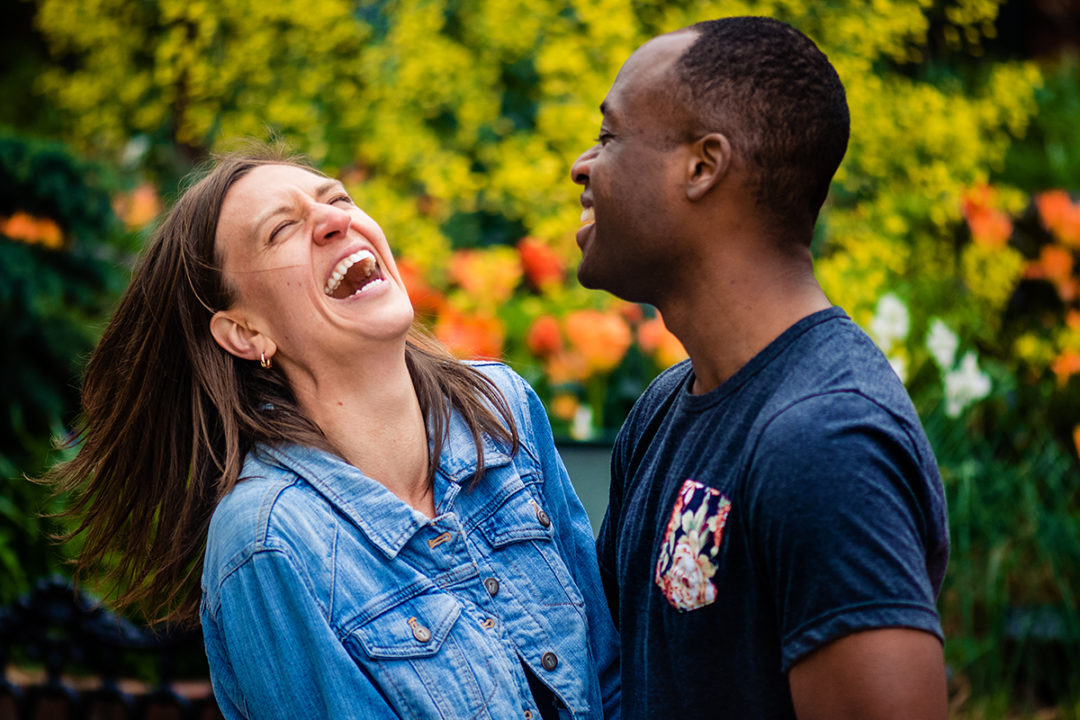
xmin=575 ymin=262 xmax=610 ymax=292
xmin=576 ymin=264 xmax=647 ymax=303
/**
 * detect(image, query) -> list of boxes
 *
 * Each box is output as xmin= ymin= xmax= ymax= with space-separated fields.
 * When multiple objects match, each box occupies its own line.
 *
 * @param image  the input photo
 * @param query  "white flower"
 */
xmin=570 ymin=404 xmax=594 ymax=440
xmin=120 ymin=135 xmax=150 ymax=168
xmin=926 ymin=319 xmax=959 ymax=370
xmin=870 ymin=294 xmax=910 ymax=350
xmin=887 ymin=354 xmax=908 ymax=384
xmin=943 ymin=351 xmax=992 ymax=418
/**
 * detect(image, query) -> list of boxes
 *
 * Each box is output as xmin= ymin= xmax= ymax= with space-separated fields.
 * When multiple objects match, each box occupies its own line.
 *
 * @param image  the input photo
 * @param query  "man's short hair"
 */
xmin=673 ymin=16 xmax=850 ymax=237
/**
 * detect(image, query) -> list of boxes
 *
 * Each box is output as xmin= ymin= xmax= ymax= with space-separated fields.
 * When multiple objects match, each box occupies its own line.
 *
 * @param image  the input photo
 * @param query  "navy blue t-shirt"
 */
xmin=597 ymin=307 xmax=949 ymax=719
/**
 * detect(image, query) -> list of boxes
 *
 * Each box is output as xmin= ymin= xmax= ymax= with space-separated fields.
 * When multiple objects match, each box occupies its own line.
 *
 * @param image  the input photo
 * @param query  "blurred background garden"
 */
xmin=1 ymin=0 xmax=1078 ymax=715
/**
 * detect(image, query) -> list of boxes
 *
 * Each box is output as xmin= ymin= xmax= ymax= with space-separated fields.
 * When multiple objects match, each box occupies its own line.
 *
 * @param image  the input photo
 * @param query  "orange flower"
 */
xmin=1074 ymin=425 xmax=1080 ymax=460
xmin=527 ymin=315 xmax=562 ymax=357
xmin=396 ymin=258 xmax=445 ymax=316
xmin=448 ymin=248 xmax=522 ymax=305
xmin=1025 ymin=244 xmax=1078 ymax=301
xmin=1041 ymin=245 xmax=1074 ymax=281
xmin=961 ymin=184 xmax=996 ymax=213
xmin=1036 ymin=190 xmax=1072 ymax=232
xmin=961 ymin=184 xmax=1012 ymax=249
xmin=565 ymin=309 xmax=632 ymax=373
xmin=434 ymin=308 xmax=504 ymax=360
xmin=1051 ymin=349 xmax=1080 ymax=387
xmin=551 ymin=393 xmax=580 ymax=422
xmin=1066 ymin=310 xmax=1080 ymax=331
xmin=1036 ymin=190 xmax=1080 ymax=247
xmin=638 ymin=314 xmax=688 ymax=368
xmin=617 ymin=301 xmax=645 ymax=324
xmin=967 ymin=208 xmax=1012 ymax=248
xmin=1037 ymin=245 xmax=1077 ymax=302
xmin=0 ymin=211 xmax=63 ymax=248
xmin=517 ymin=237 xmax=564 ymax=289
xmin=545 ymin=349 xmax=590 ymax=385
xmin=112 ymin=183 xmax=162 ymax=230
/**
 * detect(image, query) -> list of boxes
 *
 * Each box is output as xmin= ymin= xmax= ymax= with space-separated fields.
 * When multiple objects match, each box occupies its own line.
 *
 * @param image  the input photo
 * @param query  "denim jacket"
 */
xmin=201 ymin=362 xmax=620 ymax=719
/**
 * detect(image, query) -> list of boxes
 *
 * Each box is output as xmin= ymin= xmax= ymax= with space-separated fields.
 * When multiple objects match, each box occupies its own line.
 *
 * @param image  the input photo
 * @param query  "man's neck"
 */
xmin=658 ymin=248 xmax=831 ymax=395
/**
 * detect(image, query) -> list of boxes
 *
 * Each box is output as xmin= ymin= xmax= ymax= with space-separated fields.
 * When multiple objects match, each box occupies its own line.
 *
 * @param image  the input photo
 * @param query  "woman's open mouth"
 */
xmin=324 ymin=249 xmax=386 ymax=299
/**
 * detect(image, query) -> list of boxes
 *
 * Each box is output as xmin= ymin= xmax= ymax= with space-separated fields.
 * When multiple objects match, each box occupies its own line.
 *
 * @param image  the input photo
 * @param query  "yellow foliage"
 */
xmin=34 ymin=0 xmax=1048 ymax=416
xmin=961 ymin=243 xmax=1026 ymax=315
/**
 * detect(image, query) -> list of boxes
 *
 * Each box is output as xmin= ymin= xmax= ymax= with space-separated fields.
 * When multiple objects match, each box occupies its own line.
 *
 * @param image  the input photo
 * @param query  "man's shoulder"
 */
xmin=771 ymin=312 xmax=921 ymax=423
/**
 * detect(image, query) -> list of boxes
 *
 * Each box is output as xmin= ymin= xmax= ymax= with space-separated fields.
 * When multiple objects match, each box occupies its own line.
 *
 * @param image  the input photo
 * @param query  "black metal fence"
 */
xmin=0 ymin=577 xmax=222 ymax=720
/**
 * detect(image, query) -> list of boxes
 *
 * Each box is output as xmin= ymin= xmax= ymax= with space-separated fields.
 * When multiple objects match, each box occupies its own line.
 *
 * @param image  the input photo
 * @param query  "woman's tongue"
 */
xmin=329 ymin=260 xmax=379 ymax=299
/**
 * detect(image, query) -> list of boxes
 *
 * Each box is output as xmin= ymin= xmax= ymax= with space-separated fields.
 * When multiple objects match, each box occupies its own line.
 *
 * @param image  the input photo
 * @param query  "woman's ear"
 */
xmin=210 ymin=311 xmax=274 ymax=362
xmin=686 ymin=132 xmax=732 ymax=202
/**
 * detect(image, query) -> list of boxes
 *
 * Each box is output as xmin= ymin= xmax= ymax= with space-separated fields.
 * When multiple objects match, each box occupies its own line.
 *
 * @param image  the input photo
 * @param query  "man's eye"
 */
xmin=595 ymin=132 xmax=614 ymax=145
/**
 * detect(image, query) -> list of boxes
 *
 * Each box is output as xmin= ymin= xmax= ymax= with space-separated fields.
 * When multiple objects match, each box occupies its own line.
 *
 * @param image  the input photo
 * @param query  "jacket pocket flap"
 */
xmin=477 ymin=489 xmax=552 ymax=548
xmin=351 ymin=592 xmax=461 ymax=659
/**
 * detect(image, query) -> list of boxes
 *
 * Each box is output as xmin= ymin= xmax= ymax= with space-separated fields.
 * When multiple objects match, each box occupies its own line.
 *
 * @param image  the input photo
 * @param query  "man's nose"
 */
xmin=570 ymin=145 xmax=599 ymax=186
xmin=312 ymin=204 xmax=351 ymax=245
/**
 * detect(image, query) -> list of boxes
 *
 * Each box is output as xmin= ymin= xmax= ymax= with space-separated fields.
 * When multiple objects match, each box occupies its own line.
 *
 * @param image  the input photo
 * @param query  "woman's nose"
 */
xmin=312 ymin=203 xmax=351 ymax=245
xmin=570 ymin=145 xmax=599 ymax=186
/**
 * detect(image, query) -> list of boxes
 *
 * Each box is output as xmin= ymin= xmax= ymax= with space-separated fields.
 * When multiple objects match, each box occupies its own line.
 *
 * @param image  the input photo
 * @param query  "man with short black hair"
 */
xmin=571 ymin=16 xmax=949 ymax=719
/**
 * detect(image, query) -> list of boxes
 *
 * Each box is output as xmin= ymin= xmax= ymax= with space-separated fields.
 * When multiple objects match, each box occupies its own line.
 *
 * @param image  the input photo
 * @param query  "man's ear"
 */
xmin=210 ymin=310 xmax=274 ymax=362
xmin=685 ymin=132 xmax=731 ymax=202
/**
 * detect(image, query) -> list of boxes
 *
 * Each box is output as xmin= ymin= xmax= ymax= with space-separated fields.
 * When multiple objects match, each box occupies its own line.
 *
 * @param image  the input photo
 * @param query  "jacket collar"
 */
xmin=250 ymin=410 xmax=514 ymax=559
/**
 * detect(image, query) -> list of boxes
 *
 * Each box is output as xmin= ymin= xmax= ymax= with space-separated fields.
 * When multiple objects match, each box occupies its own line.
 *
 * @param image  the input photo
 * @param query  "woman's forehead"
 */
xmin=231 ymin=163 xmax=328 ymax=201
xmin=217 ymin=164 xmax=334 ymax=240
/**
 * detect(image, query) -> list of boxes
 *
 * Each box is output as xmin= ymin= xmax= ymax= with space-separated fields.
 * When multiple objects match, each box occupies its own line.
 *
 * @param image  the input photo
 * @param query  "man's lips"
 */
xmin=576 ymin=207 xmax=595 ymax=248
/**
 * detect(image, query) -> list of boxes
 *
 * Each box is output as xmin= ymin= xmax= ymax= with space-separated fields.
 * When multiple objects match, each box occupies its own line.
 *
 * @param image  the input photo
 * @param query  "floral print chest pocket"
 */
xmin=654 ymin=479 xmax=732 ymax=612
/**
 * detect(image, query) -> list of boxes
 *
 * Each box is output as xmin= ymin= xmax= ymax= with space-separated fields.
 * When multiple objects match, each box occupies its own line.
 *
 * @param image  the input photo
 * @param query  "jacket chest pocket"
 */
xmin=345 ymin=592 xmax=505 ymax=719
xmin=476 ymin=486 xmax=586 ymax=611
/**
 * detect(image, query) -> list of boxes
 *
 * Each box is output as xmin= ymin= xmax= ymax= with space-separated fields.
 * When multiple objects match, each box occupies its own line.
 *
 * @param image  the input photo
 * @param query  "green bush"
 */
xmin=0 ymin=132 xmax=130 ymax=604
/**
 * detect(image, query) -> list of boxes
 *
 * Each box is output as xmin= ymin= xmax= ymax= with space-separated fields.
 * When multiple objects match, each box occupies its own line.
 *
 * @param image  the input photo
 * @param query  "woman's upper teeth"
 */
xmin=325 ymin=249 xmax=376 ymax=295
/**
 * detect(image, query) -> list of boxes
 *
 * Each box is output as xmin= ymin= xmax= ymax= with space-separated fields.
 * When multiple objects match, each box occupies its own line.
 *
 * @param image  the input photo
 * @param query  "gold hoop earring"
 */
xmin=260 ymin=352 xmax=272 ymax=369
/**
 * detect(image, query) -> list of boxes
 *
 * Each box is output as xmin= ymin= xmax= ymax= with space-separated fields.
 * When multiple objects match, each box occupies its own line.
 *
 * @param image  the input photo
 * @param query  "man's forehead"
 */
xmin=608 ymin=30 xmax=696 ymax=109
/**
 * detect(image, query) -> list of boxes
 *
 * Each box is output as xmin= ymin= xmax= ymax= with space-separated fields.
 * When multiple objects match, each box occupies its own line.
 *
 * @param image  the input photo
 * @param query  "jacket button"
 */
xmin=408 ymin=617 xmax=432 ymax=643
xmin=483 ymin=577 xmax=500 ymax=597
xmin=541 ymin=652 xmax=558 ymax=671
xmin=536 ymin=507 xmax=551 ymax=528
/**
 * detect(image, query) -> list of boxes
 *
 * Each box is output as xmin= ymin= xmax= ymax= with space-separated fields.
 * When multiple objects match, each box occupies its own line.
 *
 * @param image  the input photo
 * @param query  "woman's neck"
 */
xmin=289 ymin=348 xmax=435 ymax=517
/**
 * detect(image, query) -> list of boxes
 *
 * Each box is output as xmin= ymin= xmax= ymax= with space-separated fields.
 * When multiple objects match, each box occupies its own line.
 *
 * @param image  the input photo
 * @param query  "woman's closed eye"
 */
xmin=268 ymin=219 xmax=296 ymax=244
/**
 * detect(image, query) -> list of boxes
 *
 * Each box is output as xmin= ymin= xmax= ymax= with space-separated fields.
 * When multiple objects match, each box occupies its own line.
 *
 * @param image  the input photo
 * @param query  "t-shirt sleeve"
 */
xmin=744 ymin=390 xmax=944 ymax=672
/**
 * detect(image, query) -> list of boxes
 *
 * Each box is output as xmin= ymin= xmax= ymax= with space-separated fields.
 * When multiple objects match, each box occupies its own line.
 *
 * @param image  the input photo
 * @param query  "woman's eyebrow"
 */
xmin=253 ymin=180 xmax=348 ymax=234
xmin=315 ymin=179 xmax=346 ymax=197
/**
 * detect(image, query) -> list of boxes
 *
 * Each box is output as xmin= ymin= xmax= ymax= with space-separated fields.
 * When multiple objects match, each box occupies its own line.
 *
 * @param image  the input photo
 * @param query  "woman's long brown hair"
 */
xmin=46 ymin=149 xmax=518 ymax=627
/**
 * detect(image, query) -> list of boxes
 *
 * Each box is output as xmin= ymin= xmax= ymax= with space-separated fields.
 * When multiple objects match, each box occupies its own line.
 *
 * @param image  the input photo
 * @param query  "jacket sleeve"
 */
xmin=202 ymin=548 xmax=400 ymax=720
xmin=520 ymin=376 xmax=622 ymax=720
